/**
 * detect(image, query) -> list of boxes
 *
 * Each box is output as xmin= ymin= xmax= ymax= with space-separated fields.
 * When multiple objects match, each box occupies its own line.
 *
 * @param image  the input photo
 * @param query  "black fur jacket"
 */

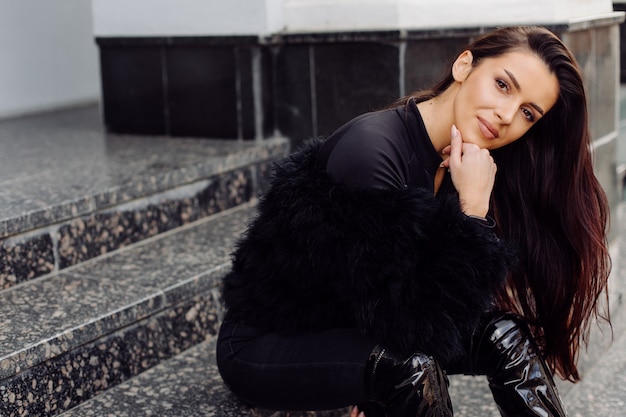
xmin=222 ymin=138 xmax=517 ymax=365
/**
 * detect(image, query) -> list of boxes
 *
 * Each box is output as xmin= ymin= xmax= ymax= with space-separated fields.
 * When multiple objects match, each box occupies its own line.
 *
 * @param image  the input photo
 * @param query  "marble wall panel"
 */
xmin=404 ymin=37 xmax=470 ymax=93
xmin=274 ymin=45 xmax=315 ymax=145
xmin=167 ymin=45 xmax=238 ymax=138
xmin=562 ymin=25 xmax=620 ymax=217
xmin=594 ymin=140 xmax=620 ymax=237
xmin=594 ymin=26 xmax=619 ymax=141
xmin=100 ymin=44 xmax=166 ymax=135
xmin=313 ymin=42 xmax=400 ymax=137
xmin=238 ymin=47 xmax=256 ymax=139
xmin=98 ymin=37 xmax=271 ymax=140
xmin=564 ymin=26 xmax=619 ymax=142
xmin=613 ymin=2 xmax=626 ymax=82
xmin=236 ymin=46 xmax=275 ymax=140
xmin=261 ymin=47 xmax=276 ymax=139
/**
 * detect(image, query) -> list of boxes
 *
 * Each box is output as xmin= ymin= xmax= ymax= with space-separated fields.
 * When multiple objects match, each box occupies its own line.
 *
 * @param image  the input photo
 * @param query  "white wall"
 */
xmin=0 ymin=0 xmax=99 ymax=119
xmin=92 ymin=0 xmax=287 ymax=36
xmin=91 ymin=0 xmax=615 ymax=37
xmin=286 ymin=0 xmax=616 ymax=32
xmin=0 ymin=0 xmax=610 ymax=118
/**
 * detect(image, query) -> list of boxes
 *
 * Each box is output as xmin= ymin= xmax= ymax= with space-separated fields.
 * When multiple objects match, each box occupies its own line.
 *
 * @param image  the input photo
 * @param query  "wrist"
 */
xmin=459 ymin=200 xmax=489 ymax=218
xmin=466 ymin=214 xmax=496 ymax=228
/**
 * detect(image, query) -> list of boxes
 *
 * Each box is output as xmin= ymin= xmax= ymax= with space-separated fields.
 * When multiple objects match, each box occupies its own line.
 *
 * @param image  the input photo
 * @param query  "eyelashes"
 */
xmin=496 ymin=78 xmax=509 ymax=92
xmin=495 ymin=78 xmax=536 ymax=122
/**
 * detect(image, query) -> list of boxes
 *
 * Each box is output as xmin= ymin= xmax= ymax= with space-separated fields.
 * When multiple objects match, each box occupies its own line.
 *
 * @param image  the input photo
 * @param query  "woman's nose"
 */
xmin=495 ymin=103 xmax=516 ymax=124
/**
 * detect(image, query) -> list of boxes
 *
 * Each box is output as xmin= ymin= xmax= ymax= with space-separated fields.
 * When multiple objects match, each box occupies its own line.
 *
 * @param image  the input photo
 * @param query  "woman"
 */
xmin=216 ymin=26 xmax=610 ymax=417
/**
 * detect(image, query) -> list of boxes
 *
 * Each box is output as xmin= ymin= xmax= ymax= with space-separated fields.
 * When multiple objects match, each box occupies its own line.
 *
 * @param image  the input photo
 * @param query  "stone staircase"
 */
xmin=1 ymin=104 xmax=626 ymax=417
xmin=0 ymin=105 xmax=290 ymax=416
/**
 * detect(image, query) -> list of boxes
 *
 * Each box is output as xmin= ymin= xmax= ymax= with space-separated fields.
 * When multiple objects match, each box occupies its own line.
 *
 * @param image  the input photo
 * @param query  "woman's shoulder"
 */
xmin=340 ymin=106 xmax=405 ymax=135
xmin=322 ymin=108 xmax=412 ymax=190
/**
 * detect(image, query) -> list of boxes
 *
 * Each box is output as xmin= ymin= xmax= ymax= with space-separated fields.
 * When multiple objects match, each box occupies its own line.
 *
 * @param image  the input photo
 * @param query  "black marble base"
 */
xmin=613 ymin=2 xmax=626 ymax=83
xmin=98 ymin=37 xmax=273 ymax=139
xmin=97 ymin=15 xmax=624 ymax=155
xmin=95 ymin=16 xmax=622 ymax=224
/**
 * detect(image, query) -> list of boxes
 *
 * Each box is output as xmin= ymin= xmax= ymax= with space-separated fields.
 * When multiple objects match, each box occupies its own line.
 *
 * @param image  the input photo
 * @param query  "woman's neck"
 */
xmin=416 ymin=84 xmax=459 ymax=155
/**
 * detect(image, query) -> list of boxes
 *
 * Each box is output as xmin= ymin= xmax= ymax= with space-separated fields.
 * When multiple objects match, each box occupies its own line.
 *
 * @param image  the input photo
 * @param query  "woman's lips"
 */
xmin=478 ymin=117 xmax=499 ymax=139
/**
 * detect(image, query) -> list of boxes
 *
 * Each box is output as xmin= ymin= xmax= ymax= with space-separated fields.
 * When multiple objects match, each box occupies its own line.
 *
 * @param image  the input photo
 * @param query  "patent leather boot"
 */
xmin=471 ymin=313 xmax=569 ymax=417
xmin=361 ymin=345 xmax=454 ymax=417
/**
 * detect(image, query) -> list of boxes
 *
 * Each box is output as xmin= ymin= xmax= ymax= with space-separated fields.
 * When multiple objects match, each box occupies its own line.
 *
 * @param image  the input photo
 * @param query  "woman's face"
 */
xmin=452 ymin=50 xmax=560 ymax=150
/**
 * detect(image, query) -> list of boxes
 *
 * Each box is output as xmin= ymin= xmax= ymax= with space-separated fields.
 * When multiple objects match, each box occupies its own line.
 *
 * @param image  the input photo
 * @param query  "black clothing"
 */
xmin=319 ymin=99 xmax=448 ymax=192
xmin=217 ymin=101 xmax=517 ymax=410
xmin=216 ymin=320 xmax=376 ymax=410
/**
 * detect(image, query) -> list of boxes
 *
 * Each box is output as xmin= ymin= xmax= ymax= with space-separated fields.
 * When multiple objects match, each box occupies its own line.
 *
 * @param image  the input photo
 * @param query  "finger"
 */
xmin=441 ymin=145 xmax=451 ymax=155
xmin=459 ymin=141 xmax=481 ymax=154
xmin=350 ymin=405 xmax=359 ymax=417
xmin=440 ymin=156 xmax=450 ymax=168
xmin=449 ymin=125 xmax=463 ymax=164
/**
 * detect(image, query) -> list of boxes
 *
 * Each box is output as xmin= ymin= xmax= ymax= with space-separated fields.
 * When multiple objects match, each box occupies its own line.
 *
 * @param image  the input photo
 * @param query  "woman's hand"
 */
xmin=350 ymin=405 xmax=365 ymax=417
xmin=441 ymin=125 xmax=496 ymax=217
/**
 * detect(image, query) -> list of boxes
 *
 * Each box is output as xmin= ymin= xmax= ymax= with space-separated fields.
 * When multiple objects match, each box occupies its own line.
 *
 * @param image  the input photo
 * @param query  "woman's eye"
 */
xmin=496 ymin=79 xmax=509 ymax=92
xmin=522 ymin=108 xmax=535 ymax=122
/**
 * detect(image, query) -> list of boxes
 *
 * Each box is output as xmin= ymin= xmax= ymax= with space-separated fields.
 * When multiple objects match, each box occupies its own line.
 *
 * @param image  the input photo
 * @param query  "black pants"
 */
xmin=216 ymin=319 xmax=378 ymax=411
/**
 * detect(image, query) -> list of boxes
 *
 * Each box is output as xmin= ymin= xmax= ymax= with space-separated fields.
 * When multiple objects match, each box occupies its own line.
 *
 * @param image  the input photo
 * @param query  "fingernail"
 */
xmin=358 ymin=413 xmax=365 ymax=417
xmin=451 ymin=124 xmax=458 ymax=137
xmin=439 ymin=161 xmax=445 ymax=168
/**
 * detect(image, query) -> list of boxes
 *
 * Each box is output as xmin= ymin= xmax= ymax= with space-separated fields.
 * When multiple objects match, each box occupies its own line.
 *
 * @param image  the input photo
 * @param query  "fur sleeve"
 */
xmin=342 ymin=188 xmax=516 ymax=363
xmin=222 ymin=139 xmax=516 ymax=365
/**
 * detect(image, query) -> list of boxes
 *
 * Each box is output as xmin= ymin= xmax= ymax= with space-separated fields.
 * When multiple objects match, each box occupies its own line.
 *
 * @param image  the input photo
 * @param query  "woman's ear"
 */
xmin=452 ymin=50 xmax=474 ymax=82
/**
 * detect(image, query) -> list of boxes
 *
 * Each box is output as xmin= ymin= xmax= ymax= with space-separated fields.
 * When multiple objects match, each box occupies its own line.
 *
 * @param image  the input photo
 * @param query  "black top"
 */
xmin=222 ymin=104 xmax=513 ymax=361
xmin=317 ymin=98 xmax=453 ymax=195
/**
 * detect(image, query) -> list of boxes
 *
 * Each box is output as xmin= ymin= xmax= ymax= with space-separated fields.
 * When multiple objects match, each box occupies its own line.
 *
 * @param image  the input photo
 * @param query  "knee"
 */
xmin=471 ymin=313 xmax=538 ymax=377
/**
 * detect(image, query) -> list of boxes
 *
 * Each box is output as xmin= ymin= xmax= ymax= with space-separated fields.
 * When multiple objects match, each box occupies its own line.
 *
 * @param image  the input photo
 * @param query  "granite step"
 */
xmin=0 ymin=202 xmax=257 ymax=417
xmin=58 ymin=312 xmax=626 ymax=417
xmin=0 ymin=104 xmax=289 ymax=292
xmin=56 ymin=202 xmax=626 ymax=417
xmin=59 ymin=337 xmax=350 ymax=417
xmin=3 ymin=104 xmax=624 ymax=416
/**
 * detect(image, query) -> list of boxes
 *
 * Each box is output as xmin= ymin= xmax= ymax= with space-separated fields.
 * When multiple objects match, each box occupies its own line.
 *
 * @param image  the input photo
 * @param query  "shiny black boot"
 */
xmin=361 ymin=345 xmax=454 ymax=417
xmin=471 ymin=313 xmax=569 ymax=417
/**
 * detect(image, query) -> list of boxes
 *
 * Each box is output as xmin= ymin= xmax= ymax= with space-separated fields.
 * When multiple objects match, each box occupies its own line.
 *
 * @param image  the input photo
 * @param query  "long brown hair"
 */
xmin=402 ymin=26 xmax=611 ymax=382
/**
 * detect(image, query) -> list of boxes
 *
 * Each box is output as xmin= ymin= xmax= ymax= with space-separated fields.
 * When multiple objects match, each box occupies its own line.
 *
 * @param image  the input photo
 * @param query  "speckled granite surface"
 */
xmin=0 ymin=204 xmax=256 ymax=416
xmin=0 ymin=106 xmax=287 ymax=238
xmin=1 ymin=291 xmax=220 ymax=417
xmin=566 ymin=329 xmax=626 ymax=417
xmin=0 ymin=105 xmax=287 ymax=289
xmin=0 ymin=233 xmax=55 ymax=288
xmin=60 ymin=338 xmax=351 ymax=417
xmin=3 ymin=104 xmax=626 ymax=416
xmin=55 ymin=167 xmax=252 ymax=270
xmin=56 ymin=318 xmax=626 ymax=417
xmin=55 ymin=203 xmax=626 ymax=417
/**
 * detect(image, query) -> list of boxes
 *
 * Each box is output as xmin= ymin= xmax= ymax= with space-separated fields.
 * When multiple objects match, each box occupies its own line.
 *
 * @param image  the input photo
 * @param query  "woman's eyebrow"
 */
xmin=504 ymin=69 xmax=521 ymax=90
xmin=504 ymin=68 xmax=545 ymax=116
